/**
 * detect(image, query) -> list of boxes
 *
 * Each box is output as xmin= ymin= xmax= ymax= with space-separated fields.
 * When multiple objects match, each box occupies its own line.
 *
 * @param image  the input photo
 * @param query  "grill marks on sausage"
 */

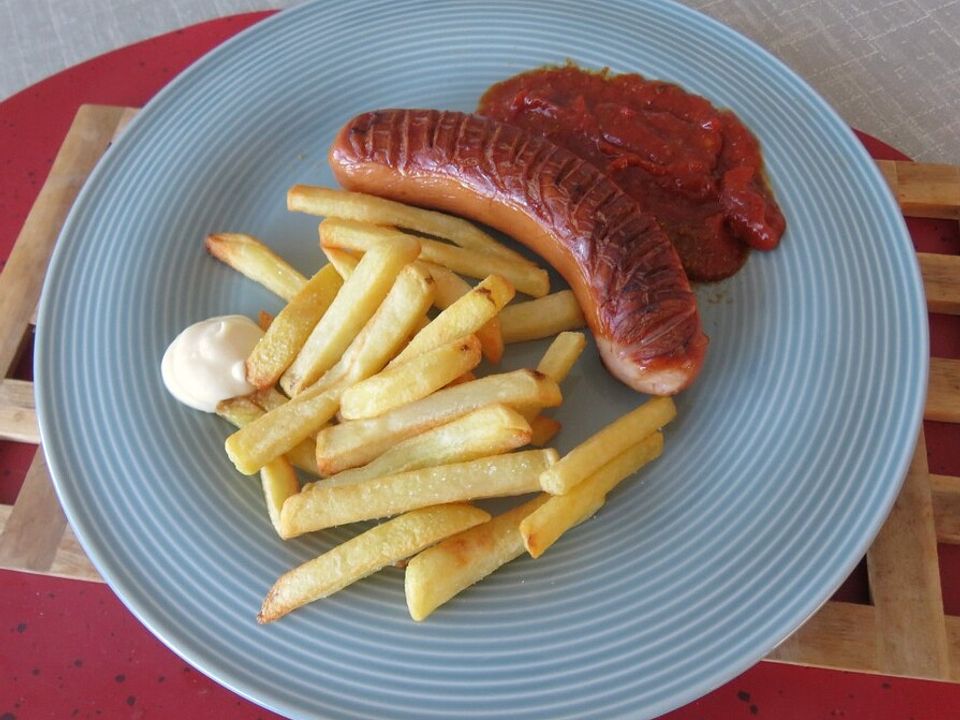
xmin=331 ymin=109 xmax=701 ymax=365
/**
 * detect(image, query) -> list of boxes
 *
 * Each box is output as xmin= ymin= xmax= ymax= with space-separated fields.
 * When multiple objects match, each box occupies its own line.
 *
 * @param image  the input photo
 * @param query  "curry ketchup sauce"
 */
xmin=478 ymin=65 xmax=785 ymax=281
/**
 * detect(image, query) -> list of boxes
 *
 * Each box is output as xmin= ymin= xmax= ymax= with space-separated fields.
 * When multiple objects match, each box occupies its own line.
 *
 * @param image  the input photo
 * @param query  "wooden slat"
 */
xmin=767 ymin=601 xmax=878 ymax=672
xmin=932 ymin=473 xmax=960 ymax=544
xmin=919 ymin=253 xmax=960 ymax=315
xmin=0 ymin=450 xmax=68 ymax=572
xmin=866 ymin=431 xmax=951 ymax=678
xmin=876 ymin=159 xmax=960 ymax=220
xmin=0 ymin=378 xmax=39 ymax=443
xmin=0 ymin=105 xmax=133 ymax=378
xmin=768 ymin=601 xmax=960 ymax=682
xmin=927 ymin=357 xmax=960 ymax=423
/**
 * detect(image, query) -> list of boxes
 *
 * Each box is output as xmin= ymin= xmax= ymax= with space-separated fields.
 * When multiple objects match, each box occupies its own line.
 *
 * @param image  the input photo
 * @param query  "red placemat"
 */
xmin=1 ymin=11 xmax=958 ymax=720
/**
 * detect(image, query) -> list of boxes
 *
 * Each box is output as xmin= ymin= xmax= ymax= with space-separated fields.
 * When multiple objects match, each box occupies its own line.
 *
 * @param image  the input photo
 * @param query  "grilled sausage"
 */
xmin=328 ymin=109 xmax=707 ymax=395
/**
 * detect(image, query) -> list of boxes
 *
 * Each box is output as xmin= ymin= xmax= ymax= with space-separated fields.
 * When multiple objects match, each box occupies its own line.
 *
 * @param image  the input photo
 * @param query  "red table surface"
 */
xmin=1 ymin=11 xmax=959 ymax=720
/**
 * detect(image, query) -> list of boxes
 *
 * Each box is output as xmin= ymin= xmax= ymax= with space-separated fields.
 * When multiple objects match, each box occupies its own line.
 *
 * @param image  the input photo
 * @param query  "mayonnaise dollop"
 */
xmin=161 ymin=315 xmax=264 ymax=412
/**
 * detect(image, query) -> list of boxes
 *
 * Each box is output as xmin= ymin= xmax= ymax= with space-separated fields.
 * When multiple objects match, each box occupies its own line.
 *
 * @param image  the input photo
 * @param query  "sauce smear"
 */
xmin=478 ymin=65 xmax=785 ymax=281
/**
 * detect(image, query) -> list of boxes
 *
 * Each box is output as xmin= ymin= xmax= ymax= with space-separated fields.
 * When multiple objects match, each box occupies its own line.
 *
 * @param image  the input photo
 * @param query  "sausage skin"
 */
xmin=328 ymin=109 xmax=707 ymax=396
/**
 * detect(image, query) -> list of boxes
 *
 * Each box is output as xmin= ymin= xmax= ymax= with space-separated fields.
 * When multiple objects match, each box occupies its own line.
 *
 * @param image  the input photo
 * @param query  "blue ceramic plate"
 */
xmin=36 ymin=1 xmax=927 ymax=718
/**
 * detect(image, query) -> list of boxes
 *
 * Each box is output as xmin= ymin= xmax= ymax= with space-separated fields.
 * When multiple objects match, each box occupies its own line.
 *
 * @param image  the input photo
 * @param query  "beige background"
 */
xmin=1 ymin=0 xmax=958 ymax=164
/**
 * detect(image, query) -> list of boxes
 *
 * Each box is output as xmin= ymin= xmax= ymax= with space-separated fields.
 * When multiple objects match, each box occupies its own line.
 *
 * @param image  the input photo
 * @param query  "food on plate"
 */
xmin=245 ymin=264 xmax=343 ymax=389
xmin=280 ymin=235 xmax=422 ymax=395
xmin=320 ymin=245 xmax=358 ymax=279
xmin=339 ymin=335 xmax=483 ymax=420
xmin=329 ymin=109 xmax=707 ymax=395
xmin=314 ymin=368 xmax=563 ymax=475
xmin=478 ymin=64 xmax=786 ymax=281
xmin=404 ymin=495 xmax=550 ymax=621
xmin=289 ymin=184 xmax=531 ymax=265
xmin=279 ymin=449 xmax=558 ymax=537
xmin=258 ymin=457 xmax=301 ymax=537
xmin=205 ymin=233 xmax=307 ymax=301
xmin=498 ymin=289 xmax=585 ymax=344
xmin=521 ymin=432 xmax=663 ymax=558
xmin=226 ymin=262 xmax=436 ymax=474
xmin=322 ymin=404 xmax=533 ymax=487
xmin=539 ymin=396 xmax=676 ymax=495
xmin=259 ymin=503 xmax=490 ymax=623
xmin=320 ymin=217 xmax=550 ymax=297
xmin=534 ymin=331 xmax=587 ymax=384
xmin=216 ymin=395 xmax=318 ymax=475
xmin=161 ymin=315 xmax=264 ymax=412
xmin=528 ymin=415 xmax=562 ymax=446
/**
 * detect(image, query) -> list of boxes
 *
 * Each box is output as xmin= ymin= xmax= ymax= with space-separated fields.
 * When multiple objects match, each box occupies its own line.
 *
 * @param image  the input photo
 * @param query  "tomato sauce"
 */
xmin=478 ymin=65 xmax=785 ymax=281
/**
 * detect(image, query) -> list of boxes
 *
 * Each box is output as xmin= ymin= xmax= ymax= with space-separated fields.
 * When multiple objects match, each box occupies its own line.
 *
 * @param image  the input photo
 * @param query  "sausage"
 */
xmin=328 ymin=109 xmax=708 ymax=396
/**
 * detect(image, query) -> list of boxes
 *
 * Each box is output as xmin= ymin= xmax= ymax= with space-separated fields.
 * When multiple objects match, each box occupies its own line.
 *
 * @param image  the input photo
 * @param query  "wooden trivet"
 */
xmin=0 ymin=105 xmax=957 ymax=681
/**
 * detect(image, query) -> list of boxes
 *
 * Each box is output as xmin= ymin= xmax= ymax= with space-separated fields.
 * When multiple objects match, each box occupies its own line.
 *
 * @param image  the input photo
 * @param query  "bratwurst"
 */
xmin=328 ymin=109 xmax=707 ymax=396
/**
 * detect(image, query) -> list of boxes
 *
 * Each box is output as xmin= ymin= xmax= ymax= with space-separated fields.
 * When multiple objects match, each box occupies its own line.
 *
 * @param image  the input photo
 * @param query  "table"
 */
xmin=1 ymin=4 xmax=959 ymax=719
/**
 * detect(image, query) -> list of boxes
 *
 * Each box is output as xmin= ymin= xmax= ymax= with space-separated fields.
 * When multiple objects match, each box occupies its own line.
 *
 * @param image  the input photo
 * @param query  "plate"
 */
xmin=35 ymin=1 xmax=927 ymax=718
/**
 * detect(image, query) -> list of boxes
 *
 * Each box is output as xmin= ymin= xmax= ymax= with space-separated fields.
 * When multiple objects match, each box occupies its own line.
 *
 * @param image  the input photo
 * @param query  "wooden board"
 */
xmin=0 ymin=105 xmax=957 ymax=682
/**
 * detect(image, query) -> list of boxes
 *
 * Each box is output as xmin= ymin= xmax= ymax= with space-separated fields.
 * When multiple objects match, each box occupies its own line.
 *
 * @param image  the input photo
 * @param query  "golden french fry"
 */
xmin=418 ymin=262 xmax=504 ymax=363
xmin=404 ymin=495 xmax=549 ymax=621
xmin=288 ymin=185 xmax=532 ymax=266
xmin=315 ymin=369 xmax=562 ymax=475
xmin=245 ymin=264 xmax=343 ymax=389
xmin=331 ymin=262 xmax=436 ymax=385
xmin=446 ymin=371 xmax=477 ymax=387
xmin=339 ymin=335 xmax=482 ymax=420
xmin=539 ymin=396 xmax=676 ymax=495
xmin=389 ymin=274 xmax=514 ymax=367
xmin=257 ymin=310 xmax=273 ymax=331
xmin=216 ymin=396 xmax=318 ymax=476
xmin=520 ymin=331 xmax=587 ymax=423
xmin=522 ymin=432 xmax=663 ymax=558
xmin=260 ymin=457 xmax=300 ymax=537
xmin=529 ymin=415 xmax=562 ymax=447
xmin=500 ymin=290 xmax=586 ymax=344
xmin=322 ymin=246 xmax=359 ymax=280
xmin=225 ymin=385 xmax=342 ymax=475
xmin=322 ymin=404 xmax=532 ymax=487
xmin=280 ymin=235 xmax=421 ymax=395
xmin=536 ymin=331 xmax=587 ymax=382
xmin=259 ymin=503 xmax=489 ymax=622
xmin=205 ymin=233 xmax=307 ymax=301
xmin=281 ymin=450 xmax=557 ymax=537
xmin=321 ymin=218 xmax=549 ymax=297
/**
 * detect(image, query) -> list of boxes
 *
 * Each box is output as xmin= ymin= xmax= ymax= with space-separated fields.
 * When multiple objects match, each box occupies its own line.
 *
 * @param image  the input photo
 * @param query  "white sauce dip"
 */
xmin=161 ymin=315 xmax=264 ymax=412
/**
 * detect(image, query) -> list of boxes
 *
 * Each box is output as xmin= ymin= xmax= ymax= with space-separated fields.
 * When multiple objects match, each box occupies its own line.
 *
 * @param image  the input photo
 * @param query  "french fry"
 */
xmin=404 ymin=495 xmax=550 ymax=621
xmin=314 ymin=369 xmax=562 ymax=475
xmin=322 ymin=246 xmax=359 ymax=280
xmin=499 ymin=290 xmax=586 ymax=344
xmin=205 ymin=233 xmax=306 ymax=301
xmin=280 ymin=450 xmax=557 ymax=537
xmin=259 ymin=503 xmax=489 ymax=622
xmin=529 ymin=415 xmax=562 ymax=447
xmin=280 ymin=235 xmax=421 ymax=395
xmin=539 ymin=396 xmax=676 ymax=495
xmin=288 ymin=185 xmax=532 ymax=266
xmin=388 ymin=274 xmax=514 ymax=367
xmin=446 ymin=371 xmax=476 ymax=387
xmin=260 ymin=457 xmax=300 ymax=537
xmin=535 ymin=331 xmax=587 ymax=382
xmin=245 ymin=264 xmax=344 ymax=389
xmin=216 ymin=396 xmax=318 ymax=476
xmin=339 ymin=335 xmax=482 ymax=420
xmin=320 ymin=218 xmax=549 ymax=297
xmin=225 ymin=385 xmax=342 ymax=475
xmin=521 ymin=432 xmax=663 ymax=558
xmin=418 ymin=261 xmax=504 ymax=363
xmin=520 ymin=331 xmax=587 ymax=423
xmin=321 ymin=404 xmax=532 ymax=487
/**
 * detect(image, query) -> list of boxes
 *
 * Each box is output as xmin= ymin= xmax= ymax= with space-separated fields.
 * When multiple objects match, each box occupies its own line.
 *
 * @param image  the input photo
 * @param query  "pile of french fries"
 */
xmin=205 ymin=187 xmax=676 ymax=623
